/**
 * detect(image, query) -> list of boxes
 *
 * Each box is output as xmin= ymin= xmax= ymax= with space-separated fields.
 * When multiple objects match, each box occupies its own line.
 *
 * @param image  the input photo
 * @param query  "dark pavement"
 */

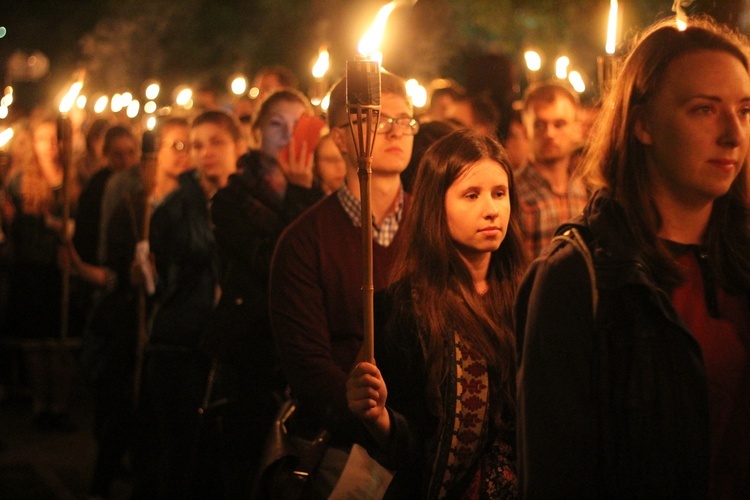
xmin=0 ymin=365 xmax=131 ymax=499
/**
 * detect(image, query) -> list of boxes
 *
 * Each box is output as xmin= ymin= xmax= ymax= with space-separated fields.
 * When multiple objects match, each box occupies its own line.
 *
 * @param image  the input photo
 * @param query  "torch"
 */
xmin=347 ymin=58 xmax=381 ymax=363
xmin=350 ymin=0 xmax=418 ymax=361
xmin=597 ymin=0 xmax=620 ymax=98
xmin=57 ymin=79 xmax=83 ymax=342
xmin=133 ymin=126 xmax=158 ymax=407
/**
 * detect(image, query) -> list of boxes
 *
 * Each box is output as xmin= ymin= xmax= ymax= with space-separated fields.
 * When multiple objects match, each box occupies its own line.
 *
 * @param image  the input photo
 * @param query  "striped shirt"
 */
xmin=337 ymin=181 xmax=404 ymax=247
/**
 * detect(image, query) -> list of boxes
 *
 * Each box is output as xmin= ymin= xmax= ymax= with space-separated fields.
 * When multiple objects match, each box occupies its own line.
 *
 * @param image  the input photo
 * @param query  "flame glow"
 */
xmin=606 ymin=0 xmax=618 ymax=55
xmin=555 ymin=56 xmax=570 ymax=79
xmin=673 ymin=0 xmax=690 ymax=31
xmin=0 ymin=127 xmax=13 ymax=147
xmin=59 ymin=81 xmax=83 ymax=113
xmin=525 ymin=51 xmax=542 ymax=72
xmin=568 ymin=71 xmax=586 ymax=93
xmin=312 ymin=48 xmax=330 ymax=79
xmin=230 ymin=75 xmax=248 ymax=96
xmin=94 ymin=96 xmax=109 ymax=114
xmin=358 ymin=2 xmax=397 ymax=57
xmin=145 ymin=83 xmax=160 ymax=100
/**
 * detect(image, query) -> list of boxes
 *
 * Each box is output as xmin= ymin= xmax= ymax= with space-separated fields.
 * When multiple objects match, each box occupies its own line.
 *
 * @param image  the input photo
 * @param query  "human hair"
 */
xmin=581 ymin=16 xmax=750 ymax=292
xmin=84 ymin=118 xmax=110 ymax=154
xmin=102 ymin=125 xmax=135 ymax=156
xmin=401 ymin=120 xmax=457 ymax=193
xmin=388 ymin=129 xmax=526 ymax=427
xmin=522 ymin=81 xmax=580 ymax=114
xmin=254 ymin=65 xmax=299 ymax=90
xmin=17 ymin=112 xmax=80 ymax=215
xmin=192 ymin=110 xmax=242 ymax=142
xmin=252 ymin=88 xmax=313 ymax=132
xmin=159 ymin=117 xmax=189 ymax=136
xmin=429 ymin=78 xmax=466 ymax=109
xmin=327 ymin=71 xmax=410 ymax=129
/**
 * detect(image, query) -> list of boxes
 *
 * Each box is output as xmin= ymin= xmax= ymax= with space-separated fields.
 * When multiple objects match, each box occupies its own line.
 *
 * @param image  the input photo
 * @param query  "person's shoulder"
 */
xmin=285 ymin=193 xmax=342 ymax=230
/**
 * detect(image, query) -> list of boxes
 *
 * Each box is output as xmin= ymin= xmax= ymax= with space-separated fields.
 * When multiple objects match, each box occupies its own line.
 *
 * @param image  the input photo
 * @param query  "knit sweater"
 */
xmin=269 ymin=192 xmax=409 ymax=445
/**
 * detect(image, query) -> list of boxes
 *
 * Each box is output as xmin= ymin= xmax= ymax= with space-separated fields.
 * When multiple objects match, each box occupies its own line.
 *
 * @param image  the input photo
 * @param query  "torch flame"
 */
xmin=606 ymin=0 xmax=618 ymax=55
xmin=312 ymin=48 xmax=330 ymax=79
xmin=59 ymin=81 xmax=83 ymax=114
xmin=358 ymin=2 xmax=397 ymax=58
xmin=0 ymin=127 xmax=14 ymax=149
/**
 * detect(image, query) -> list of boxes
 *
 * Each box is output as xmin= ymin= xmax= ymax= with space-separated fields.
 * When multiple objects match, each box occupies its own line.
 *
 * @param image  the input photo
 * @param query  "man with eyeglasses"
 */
xmin=269 ymin=71 xmax=416 ymax=497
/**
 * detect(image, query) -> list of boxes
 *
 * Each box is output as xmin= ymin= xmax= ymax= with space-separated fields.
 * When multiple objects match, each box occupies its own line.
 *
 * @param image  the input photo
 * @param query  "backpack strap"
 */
xmin=551 ymin=226 xmax=598 ymax=321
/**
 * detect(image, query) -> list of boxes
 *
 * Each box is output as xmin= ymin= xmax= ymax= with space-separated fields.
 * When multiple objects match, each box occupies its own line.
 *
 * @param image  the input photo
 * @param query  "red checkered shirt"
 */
xmin=515 ymin=164 xmax=589 ymax=258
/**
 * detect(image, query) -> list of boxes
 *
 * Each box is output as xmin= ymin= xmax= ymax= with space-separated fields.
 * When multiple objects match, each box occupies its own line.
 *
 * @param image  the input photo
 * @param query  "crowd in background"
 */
xmin=0 ymin=14 xmax=748 ymax=500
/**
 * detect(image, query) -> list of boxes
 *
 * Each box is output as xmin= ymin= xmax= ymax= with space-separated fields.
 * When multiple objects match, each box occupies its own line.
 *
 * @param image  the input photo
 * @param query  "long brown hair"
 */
xmin=389 ymin=129 xmax=526 ymax=425
xmin=16 ymin=112 xmax=80 ymax=216
xmin=581 ymin=16 xmax=750 ymax=292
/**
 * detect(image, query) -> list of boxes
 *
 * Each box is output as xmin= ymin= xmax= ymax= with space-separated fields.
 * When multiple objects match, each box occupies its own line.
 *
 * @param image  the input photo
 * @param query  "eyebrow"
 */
xmin=686 ymin=94 xmax=750 ymax=103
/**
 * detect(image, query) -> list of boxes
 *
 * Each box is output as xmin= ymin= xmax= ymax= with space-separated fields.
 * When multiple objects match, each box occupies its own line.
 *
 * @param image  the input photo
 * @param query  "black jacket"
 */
xmin=515 ymin=190 xmax=710 ymax=499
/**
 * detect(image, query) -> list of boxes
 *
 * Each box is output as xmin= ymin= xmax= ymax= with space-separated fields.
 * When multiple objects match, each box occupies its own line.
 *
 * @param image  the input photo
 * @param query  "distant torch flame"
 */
xmin=606 ymin=0 xmax=618 ymax=55
xmin=312 ymin=48 xmax=330 ymax=79
xmin=59 ymin=81 xmax=83 ymax=113
xmin=673 ymin=0 xmax=692 ymax=31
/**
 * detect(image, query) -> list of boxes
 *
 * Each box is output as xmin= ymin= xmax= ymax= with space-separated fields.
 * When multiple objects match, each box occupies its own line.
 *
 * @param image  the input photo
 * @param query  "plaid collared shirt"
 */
xmin=515 ymin=163 xmax=589 ymax=258
xmin=337 ymin=181 xmax=403 ymax=247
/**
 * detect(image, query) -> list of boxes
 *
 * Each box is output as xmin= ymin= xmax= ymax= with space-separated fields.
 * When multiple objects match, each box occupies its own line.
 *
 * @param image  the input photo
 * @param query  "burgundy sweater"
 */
xmin=269 ymin=193 xmax=409 ymax=444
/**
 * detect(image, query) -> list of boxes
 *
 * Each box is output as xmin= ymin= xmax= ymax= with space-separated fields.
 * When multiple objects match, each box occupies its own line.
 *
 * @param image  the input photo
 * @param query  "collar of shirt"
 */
xmin=337 ymin=181 xmax=404 ymax=247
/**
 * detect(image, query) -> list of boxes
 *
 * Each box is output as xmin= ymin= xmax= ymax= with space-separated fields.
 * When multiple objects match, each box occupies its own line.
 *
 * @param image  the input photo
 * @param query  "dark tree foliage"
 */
xmin=1 ymin=0 xmax=746 ymax=106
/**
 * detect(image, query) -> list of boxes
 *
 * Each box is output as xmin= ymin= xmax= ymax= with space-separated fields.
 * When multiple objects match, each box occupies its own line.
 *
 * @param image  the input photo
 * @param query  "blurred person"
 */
xmin=503 ymin=108 xmax=532 ymax=173
xmin=252 ymin=65 xmax=299 ymax=104
xmin=516 ymin=82 xmax=589 ymax=258
xmin=75 ymin=118 xmax=110 ymax=188
xmin=422 ymin=78 xmax=466 ymax=123
xmin=73 ymin=125 xmax=138 ymax=268
xmin=4 ymin=112 xmax=81 ymax=432
xmin=62 ymin=118 xmax=192 ymax=498
xmin=139 ymin=111 xmax=242 ymax=498
xmin=202 ymin=89 xmax=322 ymax=497
xmin=347 ymin=130 xmax=525 ymax=498
xmin=515 ymin=17 xmax=750 ymax=498
xmin=400 ymin=120 xmax=455 ymax=193
xmin=195 ymin=84 xmax=221 ymax=113
xmin=268 ymin=71 xmax=415 ymax=497
xmin=190 ymin=110 xmax=245 ymax=198
xmin=247 ymin=65 xmax=300 ymax=149
xmin=233 ymin=95 xmax=255 ymax=151
xmin=314 ymin=134 xmax=346 ymax=195
xmin=446 ymin=93 xmax=501 ymax=138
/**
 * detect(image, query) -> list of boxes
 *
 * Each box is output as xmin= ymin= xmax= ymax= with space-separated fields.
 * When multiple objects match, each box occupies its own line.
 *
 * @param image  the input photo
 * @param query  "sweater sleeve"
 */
xmin=514 ymin=241 xmax=598 ymax=499
xmin=269 ymin=216 xmax=356 ymax=436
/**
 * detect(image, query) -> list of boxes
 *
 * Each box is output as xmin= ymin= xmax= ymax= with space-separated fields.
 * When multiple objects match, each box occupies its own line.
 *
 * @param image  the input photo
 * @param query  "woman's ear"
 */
xmin=633 ymin=105 xmax=653 ymax=145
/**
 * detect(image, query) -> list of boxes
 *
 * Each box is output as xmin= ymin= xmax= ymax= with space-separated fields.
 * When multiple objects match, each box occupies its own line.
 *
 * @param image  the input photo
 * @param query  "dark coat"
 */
xmin=515 ymin=190 xmax=710 ymax=499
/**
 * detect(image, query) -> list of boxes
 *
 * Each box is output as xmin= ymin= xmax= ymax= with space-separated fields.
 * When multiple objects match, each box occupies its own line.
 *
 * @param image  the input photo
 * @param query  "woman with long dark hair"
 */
xmin=347 ymin=129 xmax=525 ymax=498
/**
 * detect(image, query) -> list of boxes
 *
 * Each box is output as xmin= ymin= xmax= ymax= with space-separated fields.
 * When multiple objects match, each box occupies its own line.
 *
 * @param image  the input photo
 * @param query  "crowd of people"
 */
xmin=0 ymin=15 xmax=748 ymax=500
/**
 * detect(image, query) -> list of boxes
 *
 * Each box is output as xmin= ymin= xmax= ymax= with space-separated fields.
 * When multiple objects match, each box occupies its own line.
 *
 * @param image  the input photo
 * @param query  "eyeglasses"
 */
xmin=163 ymin=140 xmax=188 ymax=152
xmin=340 ymin=116 xmax=420 ymax=136
xmin=377 ymin=116 xmax=420 ymax=136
